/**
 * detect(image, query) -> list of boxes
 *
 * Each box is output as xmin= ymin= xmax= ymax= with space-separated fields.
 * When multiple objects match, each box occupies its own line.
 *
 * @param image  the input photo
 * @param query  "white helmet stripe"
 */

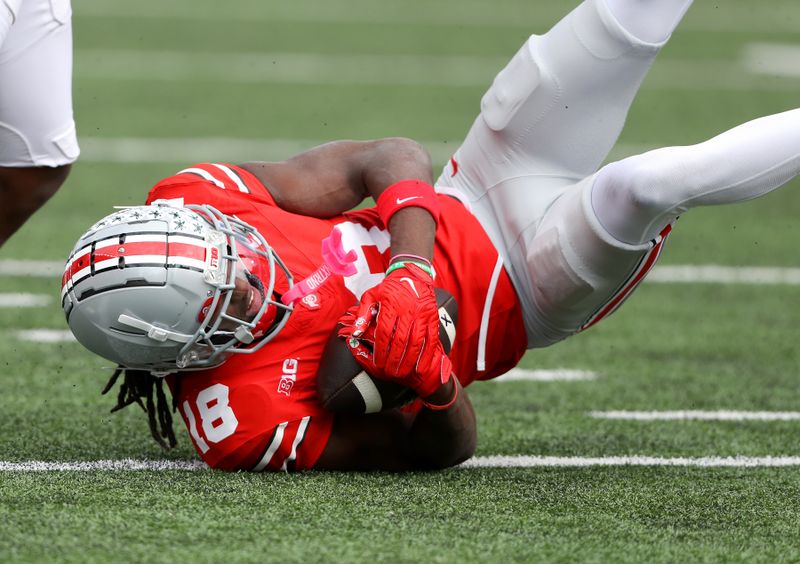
xmin=63 ymin=246 xmax=91 ymax=279
xmin=122 ymin=234 xmax=170 ymax=244
xmin=61 ymin=246 xmax=93 ymax=300
xmin=169 ymin=234 xmax=206 ymax=246
xmin=167 ymin=256 xmax=207 ymax=270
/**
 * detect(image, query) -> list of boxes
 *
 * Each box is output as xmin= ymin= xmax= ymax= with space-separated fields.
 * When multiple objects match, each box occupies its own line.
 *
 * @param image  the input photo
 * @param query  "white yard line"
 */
xmin=0 ymin=259 xmax=63 ymax=277
xmin=591 ymin=411 xmax=800 ymax=421
xmin=75 ymin=49 xmax=507 ymax=87
xmin=460 ymin=455 xmax=800 ymax=468
xmin=743 ymin=43 xmax=800 ymax=78
xmin=646 ymin=265 xmax=800 ymax=285
xmin=15 ymin=330 xmax=76 ymax=343
xmin=70 ymin=136 xmax=652 ymax=167
xmin=4 ymin=455 xmax=800 ymax=472
xmin=74 ymin=136 xmax=473 ymax=166
xmin=0 ymin=293 xmax=51 ymax=307
xmin=21 ymin=136 xmax=651 ymax=165
xmin=494 ymin=369 xmax=598 ymax=382
xmin=73 ymin=49 xmax=800 ymax=92
xmin=0 ymin=459 xmax=208 ymax=472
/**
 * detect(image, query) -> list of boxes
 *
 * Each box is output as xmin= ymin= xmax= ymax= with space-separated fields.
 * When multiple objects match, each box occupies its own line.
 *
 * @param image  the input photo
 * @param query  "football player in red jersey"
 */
xmin=66 ymin=144 xmax=515 ymax=471
xmin=64 ymin=0 xmax=800 ymax=471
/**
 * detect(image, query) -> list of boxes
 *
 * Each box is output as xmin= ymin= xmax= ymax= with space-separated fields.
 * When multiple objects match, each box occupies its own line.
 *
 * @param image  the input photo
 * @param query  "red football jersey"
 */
xmin=148 ymin=163 xmax=526 ymax=471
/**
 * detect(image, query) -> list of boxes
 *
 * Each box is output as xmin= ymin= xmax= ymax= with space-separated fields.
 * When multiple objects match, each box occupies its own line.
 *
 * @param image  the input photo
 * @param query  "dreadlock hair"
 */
xmin=102 ymin=366 xmax=178 ymax=450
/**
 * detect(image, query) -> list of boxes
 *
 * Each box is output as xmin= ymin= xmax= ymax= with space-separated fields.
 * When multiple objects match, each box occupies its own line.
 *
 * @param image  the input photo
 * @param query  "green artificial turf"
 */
xmin=1 ymin=0 xmax=799 ymax=561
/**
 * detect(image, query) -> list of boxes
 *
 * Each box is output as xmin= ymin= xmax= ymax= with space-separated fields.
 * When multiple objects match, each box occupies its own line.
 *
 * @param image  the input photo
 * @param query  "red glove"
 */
xmin=337 ymin=263 xmax=452 ymax=398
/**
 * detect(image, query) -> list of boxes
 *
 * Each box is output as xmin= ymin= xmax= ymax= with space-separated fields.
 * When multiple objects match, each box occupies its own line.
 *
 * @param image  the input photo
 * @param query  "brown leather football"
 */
xmin=317 ymin=288 xmax=458 ymax=414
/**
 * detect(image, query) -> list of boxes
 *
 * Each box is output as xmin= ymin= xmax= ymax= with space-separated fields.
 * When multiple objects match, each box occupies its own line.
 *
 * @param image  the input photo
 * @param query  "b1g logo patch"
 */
xmin=277 ymin=358 xmax=299 ymax=396
xmin=209 ymin=247 xmax=219 ymax=269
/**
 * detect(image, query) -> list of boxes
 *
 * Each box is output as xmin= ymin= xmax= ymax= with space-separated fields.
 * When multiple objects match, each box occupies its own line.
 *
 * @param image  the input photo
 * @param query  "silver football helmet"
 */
xmin=62 ymin=201 xmax=293 ymax=373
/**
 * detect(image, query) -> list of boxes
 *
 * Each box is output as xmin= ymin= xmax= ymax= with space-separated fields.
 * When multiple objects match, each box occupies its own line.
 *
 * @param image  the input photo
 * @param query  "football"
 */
xmin=317 ymin=288 xmax=458 ymax=414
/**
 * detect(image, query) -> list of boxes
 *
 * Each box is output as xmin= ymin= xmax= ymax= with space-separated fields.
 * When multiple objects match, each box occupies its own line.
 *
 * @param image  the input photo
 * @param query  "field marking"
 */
xmin=76 ymin=49 xmax=506 ymax=87
xmin=494 ymin=369 xmax=598 ymax=382
xmin=591 ymin=411 xmax=800 ymax=421
xmin=62 ymin=136 xmax=653 ymax=166
xmin=646 ymin=265 xmax=800 ymax=285
xmin=460 ymin=456 xmax=800 ymax=468
xmin=0 ymin=459 xmax=208 ymax=472
xmin=0 ymin=259 xmax=64 ymax=277
xmin=15 ymin=330 xmax=76 ymax=343
xmin=0 ymin=293 xmax=51 ymax=307
xmin=74 ymin=49 xmax=800 ymax=92
xmin=743 ymin=43 xmax=800 ymax=78
xmin=5 ymin=455 xmax=800 ymax=472
xmin=76 ymin=136 xmax=467 ymax=167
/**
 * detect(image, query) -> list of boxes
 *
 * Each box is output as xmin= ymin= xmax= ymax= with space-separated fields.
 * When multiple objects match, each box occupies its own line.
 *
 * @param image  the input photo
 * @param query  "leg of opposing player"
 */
xmin=522 ymin=108 xmax=800 ymax=346
xmin=0 ymin=0 xmax=78 ymax=246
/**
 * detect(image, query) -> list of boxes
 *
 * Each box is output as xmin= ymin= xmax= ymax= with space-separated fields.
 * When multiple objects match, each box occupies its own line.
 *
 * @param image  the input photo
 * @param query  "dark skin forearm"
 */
xmin=387 ymin=207 xmax=436 ymax=260
xmin=240 ymin=138 xmax=434 ymax=216
xmin=315 ymin=379 xmax=477 ymax=471
xmin=407 ymin=379 xmax=476 ymax=468
xmin=240 ymin=138 xmax=437 ymax=261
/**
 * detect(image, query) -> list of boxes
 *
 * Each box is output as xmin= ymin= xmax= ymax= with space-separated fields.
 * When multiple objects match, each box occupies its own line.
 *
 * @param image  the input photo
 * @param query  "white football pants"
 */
xmin=0 ymin=0 xmax=78 ymax=166
xmin=435 ymin=0 xmax=799 ymax=348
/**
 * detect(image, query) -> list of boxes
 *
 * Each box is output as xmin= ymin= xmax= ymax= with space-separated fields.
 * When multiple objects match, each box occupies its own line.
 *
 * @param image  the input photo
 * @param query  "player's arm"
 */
xmin=242 ymin=139 xmax=450 ymax=400
xmin=314 ymin=379 xmax=477 ymax=471
xmin=240 ymin=138 xmax=431 ymax=213
xmin=238 ymin=138 xmax=435 ymax=259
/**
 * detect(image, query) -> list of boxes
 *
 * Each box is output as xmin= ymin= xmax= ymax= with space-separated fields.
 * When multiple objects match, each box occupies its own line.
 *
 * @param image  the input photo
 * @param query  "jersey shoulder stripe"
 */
xmin=176 ymin=166 xmax=227 ymax=189
xmin=176 ymin=163 xmax=254 ymax=194
xmin=150 ymin=163 xmax=277 ymax=207
xmin=210 ymin=163 xmax=251 ymax=193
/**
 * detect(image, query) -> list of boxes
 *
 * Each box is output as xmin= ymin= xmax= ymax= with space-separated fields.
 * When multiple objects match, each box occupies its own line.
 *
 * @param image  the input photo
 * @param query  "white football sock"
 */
xmin=591 ymin=109 xmax=800 ymax=245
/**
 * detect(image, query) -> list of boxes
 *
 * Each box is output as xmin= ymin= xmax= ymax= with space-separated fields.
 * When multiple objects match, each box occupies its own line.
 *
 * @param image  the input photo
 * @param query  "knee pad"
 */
xmin=480 ymin=35 xmax=543 ymax=131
